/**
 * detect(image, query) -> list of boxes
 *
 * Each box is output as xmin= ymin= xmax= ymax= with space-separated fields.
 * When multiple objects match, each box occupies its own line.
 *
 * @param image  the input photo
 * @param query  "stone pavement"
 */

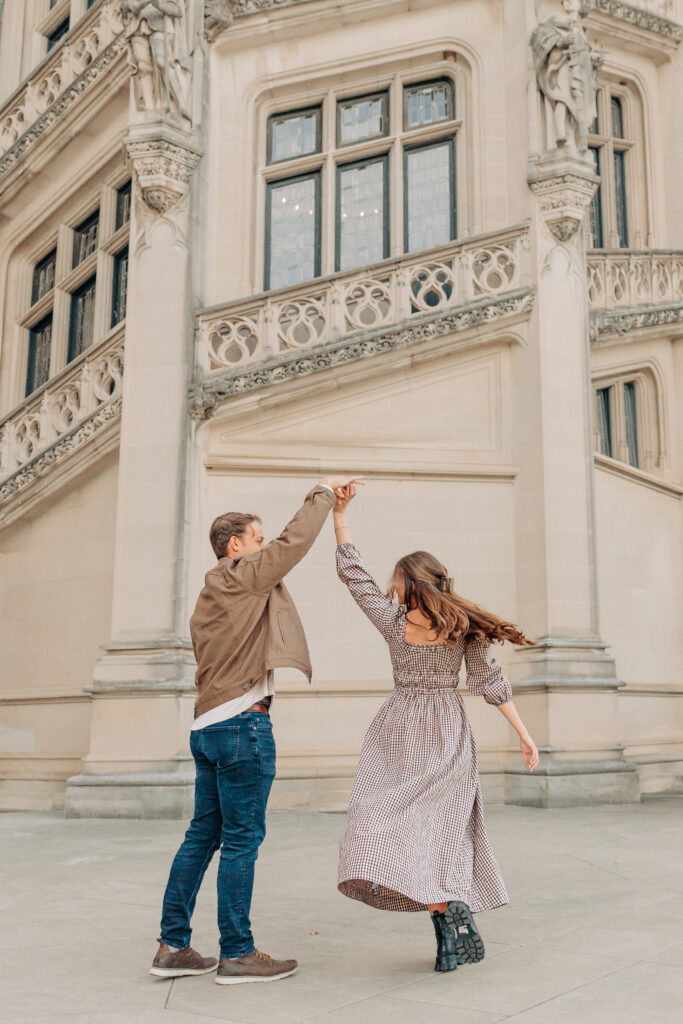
xmin=2 ymin=798 xmax=683 ymax=1024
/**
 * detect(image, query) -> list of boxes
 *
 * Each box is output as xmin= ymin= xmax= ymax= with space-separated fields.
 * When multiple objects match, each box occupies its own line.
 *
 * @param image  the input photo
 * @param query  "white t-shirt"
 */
xmin=191 ymin=671 xmax=275 ymax=730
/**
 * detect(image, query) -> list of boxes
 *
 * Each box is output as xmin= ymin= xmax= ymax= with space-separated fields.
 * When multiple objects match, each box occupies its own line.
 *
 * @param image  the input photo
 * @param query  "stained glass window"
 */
xmin=623 ymin=381 xmax=639 ymax=468
xmin=337 ymin=157 xmax=388 ymax=271
xmin=404 ymin=80 xmax=454 ymax=129
xmin=614 ymin=151 xmax=629 ymax=248
xmin=265 ymin=174 xmax=320 ymax=290
xmin=337 ymin=94 xmax=388 ymax=146
xmin=611 ymin=97 xmax=624 ymax=139
xmin=111 ymin=248 xmax=128 ymax=328
xmin=32 ymin=250 xmax=57 ymax=305
xmin=26 ymin=316 xmax=53 ymax=396
xmin=404 ymin=140 xmax=455 ymax=252
xmin=596 ymin=387 xmax=612 ymax=458
xmin=268 ymin=108 xmax=321 ymax=164
xmin=115 ymin=182 xmax=132 ymax=231
xmin=588 ymin=147 xmax=603 ymax=249
xmin=73 ymin=211 xmax=99 ymax=268
xmin=68 ymin=276 xmax=96 ymax=362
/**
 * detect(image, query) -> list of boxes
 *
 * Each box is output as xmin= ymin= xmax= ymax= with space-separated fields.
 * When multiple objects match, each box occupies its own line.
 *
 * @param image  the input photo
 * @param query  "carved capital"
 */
xmin=528 ymin=157 xmax=598 ymax=242
xmin=125 ymin=124 xmax=202 ymax=213
xmin=204 ymin=0 xmax=234 ymax=40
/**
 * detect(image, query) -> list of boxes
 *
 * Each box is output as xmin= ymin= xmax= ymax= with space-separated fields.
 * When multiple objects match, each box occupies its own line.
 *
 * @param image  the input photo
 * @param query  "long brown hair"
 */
xmin=387 ymin=550 xmax=533 ymax=647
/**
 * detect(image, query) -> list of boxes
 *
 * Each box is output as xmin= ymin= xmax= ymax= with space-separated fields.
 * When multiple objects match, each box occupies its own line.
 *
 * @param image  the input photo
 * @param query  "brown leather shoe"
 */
xmin=215 ymin=948 xmax=298 ymax=985
xmin=150 ymin=941 xmax=218 ymax=977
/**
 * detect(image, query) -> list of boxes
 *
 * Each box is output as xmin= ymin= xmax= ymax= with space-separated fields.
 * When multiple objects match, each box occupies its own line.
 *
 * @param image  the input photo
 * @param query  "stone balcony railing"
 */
xmin=0 ymin=329 xmax=124 ymax=511
xmin=0 ymin=0 xmax=125 ymax=183
xmin=191 ymin=224 xmax=533 ymax=417
xmin=588 ymin=250 xmax=683 ymax=339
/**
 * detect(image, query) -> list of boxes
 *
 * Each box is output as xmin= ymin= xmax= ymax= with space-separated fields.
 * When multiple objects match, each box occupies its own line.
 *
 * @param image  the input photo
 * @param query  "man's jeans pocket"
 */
xmin=194 ymin=723 xmax=240 ymax=770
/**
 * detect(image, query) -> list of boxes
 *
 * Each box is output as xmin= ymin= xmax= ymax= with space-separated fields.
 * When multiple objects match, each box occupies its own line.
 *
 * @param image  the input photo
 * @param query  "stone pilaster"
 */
xmin=65 ymin=2 xmax=206 ymax=818
xmin=506 ymin=34 xmax=639 ymax=805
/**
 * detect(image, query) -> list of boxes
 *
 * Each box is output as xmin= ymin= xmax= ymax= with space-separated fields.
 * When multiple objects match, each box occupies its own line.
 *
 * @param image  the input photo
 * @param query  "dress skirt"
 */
xmin=338 ymin=682 xmax=509 ymax=912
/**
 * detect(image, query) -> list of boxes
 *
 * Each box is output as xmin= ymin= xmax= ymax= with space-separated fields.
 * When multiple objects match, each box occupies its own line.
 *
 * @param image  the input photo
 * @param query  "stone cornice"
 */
xmin=581 ymin=1 xmax=682 ymax=41
xmin=190 ymin=287 xmax=535 ymax=419
xmin=590 ymin=302 xmax=683 ymax=341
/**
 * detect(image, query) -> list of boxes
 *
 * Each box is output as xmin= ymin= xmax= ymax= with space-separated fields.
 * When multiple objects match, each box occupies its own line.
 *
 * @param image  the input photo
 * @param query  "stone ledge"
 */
xmin=590 ymin=301 xmax=683 ymax=340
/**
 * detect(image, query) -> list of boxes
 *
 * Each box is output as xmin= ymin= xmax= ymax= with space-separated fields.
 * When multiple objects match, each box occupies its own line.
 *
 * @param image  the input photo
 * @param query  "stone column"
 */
xmin=65 ymin=2 xmax=206 ymax=817
xmin=505 ymin=4 xmax=639 ymax=807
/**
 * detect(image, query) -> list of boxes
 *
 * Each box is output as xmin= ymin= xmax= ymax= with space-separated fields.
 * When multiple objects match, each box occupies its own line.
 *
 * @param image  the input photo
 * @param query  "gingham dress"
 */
xmin=336 ymin=543 xmax=511 ymax=914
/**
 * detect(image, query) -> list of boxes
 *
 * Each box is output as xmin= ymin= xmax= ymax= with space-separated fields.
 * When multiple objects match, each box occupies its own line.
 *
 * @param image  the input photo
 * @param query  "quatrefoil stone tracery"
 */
xmin=344 ymin=279 xmax=392 ymax=331
xmin=209 ymin=318 xmax=259 ymax=369
xmin=278 ymin=298 xmax=327 ymax=350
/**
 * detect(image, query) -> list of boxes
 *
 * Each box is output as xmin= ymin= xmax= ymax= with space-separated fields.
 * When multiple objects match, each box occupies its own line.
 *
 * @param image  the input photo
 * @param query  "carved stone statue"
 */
xmin=121 ymin=0 xmax=192 ymax=120
xmin=531 ymin=0 xmax=598 ymax=153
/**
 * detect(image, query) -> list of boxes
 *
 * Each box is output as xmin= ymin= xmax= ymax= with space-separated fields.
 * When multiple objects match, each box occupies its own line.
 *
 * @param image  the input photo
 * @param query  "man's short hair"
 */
xmin=209 ymin=513 xmax=261 ymax=560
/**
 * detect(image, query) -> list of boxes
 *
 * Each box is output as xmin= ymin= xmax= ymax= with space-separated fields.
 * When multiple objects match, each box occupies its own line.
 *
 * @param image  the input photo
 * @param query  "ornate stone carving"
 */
xmin=531 ymin=0 xmax=604 ymax=154
xmin=581 ymin=1 xmax=683 ymax=41
xmin=204 ymin=0 xmax=234 ymax=40
xmin=125 ymin=128 xmax=202 ymax=212
xmin=121 ymin=0 xmax=192 ymax=120
xmin=590 ymin=303 xmax=683 ymax=341
xmin=190 ymin=289 xmax=535 ymax=418
xmin=229 ymin=0 xmax=308 ymax=13
xmin=529 ymin=163 xmax=598 ymax=242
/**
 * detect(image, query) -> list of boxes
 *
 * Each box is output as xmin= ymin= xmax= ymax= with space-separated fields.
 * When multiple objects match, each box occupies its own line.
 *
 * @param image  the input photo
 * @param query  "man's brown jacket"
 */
xmin=190 ymin=486 xmax=336 ymax=718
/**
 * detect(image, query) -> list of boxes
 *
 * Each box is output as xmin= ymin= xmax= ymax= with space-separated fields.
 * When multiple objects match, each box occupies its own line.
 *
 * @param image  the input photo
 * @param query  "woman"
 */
xmin=333 ymin=488 xmax=539 ymax=973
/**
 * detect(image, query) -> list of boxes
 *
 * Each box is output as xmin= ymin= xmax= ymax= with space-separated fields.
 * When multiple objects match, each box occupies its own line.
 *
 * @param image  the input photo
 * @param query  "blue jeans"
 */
xmin=160 ymin=712 xmax=276 ymax=959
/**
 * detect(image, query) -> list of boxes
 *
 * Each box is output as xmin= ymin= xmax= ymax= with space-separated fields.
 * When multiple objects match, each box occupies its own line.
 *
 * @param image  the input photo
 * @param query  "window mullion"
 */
xmin=323 ymin=90 xmax=336 ymax=277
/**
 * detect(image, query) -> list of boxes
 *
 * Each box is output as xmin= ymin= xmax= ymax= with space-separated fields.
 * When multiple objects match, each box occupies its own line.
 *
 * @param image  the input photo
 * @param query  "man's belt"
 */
xmin=247 ymin=701 xmax=270 ymax=715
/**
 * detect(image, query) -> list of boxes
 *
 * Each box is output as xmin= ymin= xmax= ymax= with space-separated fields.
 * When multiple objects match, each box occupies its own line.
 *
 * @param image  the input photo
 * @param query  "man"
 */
xmin=150 ymin=476 xmax=360 ymax=985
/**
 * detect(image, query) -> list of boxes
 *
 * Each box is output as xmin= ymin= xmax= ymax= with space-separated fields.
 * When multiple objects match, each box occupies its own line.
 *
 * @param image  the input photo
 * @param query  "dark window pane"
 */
xmin=31 ymin=249 xmax=57 ymax=305
xmin=596 ymin=387 xmax=612 ymax=457
xmin=588 ymin=146 xmax=603 ymax=248
xmin=111 ymin=247 xmax=128 ymax=328
xmin=265 ymin=174 xmax=320 ymax=290
xmin=611 ymin=96 xmax=624 ymax=139
xmin=404 ymin=139 xmax=456 ymax=253
xmin=337 ymin=93 xmax=388 ymax=146
xmin=624 ymin=381 xmax=639 ymax=468
xmin=50 ymin=0 xmax=60 ymax=8
xmin=268 ymin=108 xmax=321 ymax=164
xmin=68 ymin=276 xmax=97 ymax=362
xmin=336 ymin=157 xmax=388 ymax=272
xmin=404 ymin=79 xmax=454 ymax=129
xmin=73 ymin=211 xmax=99 ymax=268
xmin=87 ymin=0 xmax=98 ymax=7
xmin=46 ymin=17 xmax=69 ymax=51
xmin=26 ymin=316 xmax=53 ymax=397
xmin=614 ymin=151 xmax=628 ymax=247
xmin=115 ymin=181 xmax=132 ymax=230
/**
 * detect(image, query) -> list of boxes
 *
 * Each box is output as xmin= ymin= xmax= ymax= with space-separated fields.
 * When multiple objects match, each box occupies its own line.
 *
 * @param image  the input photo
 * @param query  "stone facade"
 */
xmin=0 ymin=0 xmax=681 ymax=815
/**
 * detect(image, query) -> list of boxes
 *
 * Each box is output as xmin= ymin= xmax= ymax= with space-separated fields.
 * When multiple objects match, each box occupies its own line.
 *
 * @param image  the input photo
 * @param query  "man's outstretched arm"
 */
xmin=232 ymin=477 xmax=362 ymax=593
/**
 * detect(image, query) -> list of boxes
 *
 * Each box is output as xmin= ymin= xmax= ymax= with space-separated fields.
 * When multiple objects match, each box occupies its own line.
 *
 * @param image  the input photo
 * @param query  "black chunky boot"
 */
xmin=431 ymin=910 xmax=460 ymax=972
xmin=444 ymin=901 xmax=485 ymax=964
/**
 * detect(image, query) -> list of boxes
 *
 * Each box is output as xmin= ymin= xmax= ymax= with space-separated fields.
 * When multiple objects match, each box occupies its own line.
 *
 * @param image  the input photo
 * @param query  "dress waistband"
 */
xmin=394 ymin=679 xmax=460 ymax=692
